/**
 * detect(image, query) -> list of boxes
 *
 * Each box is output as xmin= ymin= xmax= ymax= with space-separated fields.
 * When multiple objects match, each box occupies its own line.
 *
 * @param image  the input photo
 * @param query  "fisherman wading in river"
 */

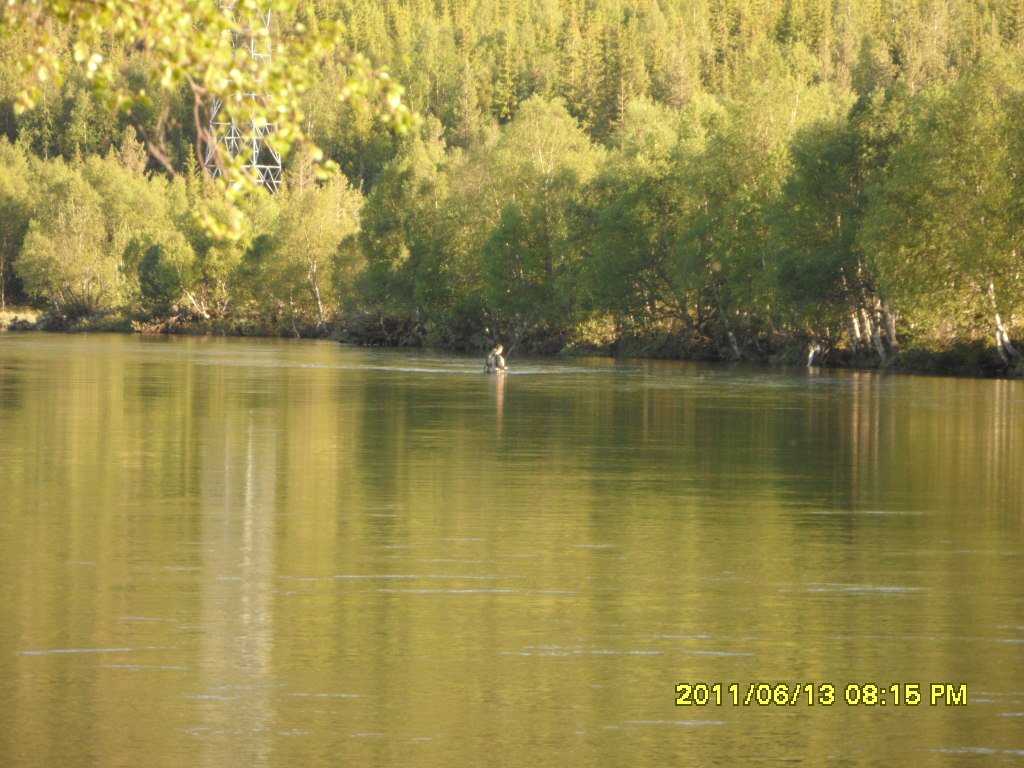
xmin=484 ymin=343 xmax=507 ymax=374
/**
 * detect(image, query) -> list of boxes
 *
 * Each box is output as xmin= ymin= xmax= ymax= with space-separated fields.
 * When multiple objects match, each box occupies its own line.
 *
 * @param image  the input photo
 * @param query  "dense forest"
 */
xmin=1 ymin=0 xmax=1023 ymax=373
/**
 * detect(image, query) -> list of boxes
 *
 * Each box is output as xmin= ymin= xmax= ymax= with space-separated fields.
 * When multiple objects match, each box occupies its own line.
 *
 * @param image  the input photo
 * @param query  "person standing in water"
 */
xmin=484 ymin=343 xmax=507 ymax=374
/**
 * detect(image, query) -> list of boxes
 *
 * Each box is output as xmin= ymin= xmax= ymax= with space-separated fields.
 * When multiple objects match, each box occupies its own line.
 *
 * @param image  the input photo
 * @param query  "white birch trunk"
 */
xmin=807 ymin=342 xmax=822 ymax=368
xmin=988 ymin=282 xmax=1018 ymax=363
xmin=309 ymin=264 xmax=326 ymax=330
xmin=849 ymin=311 xmax=862 ymax=352
xmin=727 ymin=329 xmax=742 ymax=361
xmin=183 ymin=289 xmax=210 ymax=319
xmin=881 ymin=299 xmax=898 ymax=350
xmin=860 ymin=306 xmax=886 ymax=361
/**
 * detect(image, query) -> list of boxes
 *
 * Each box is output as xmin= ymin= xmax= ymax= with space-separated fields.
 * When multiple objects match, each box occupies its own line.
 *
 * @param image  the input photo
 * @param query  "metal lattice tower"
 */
xmin=204 ymin=1 xmax=282 ymax=193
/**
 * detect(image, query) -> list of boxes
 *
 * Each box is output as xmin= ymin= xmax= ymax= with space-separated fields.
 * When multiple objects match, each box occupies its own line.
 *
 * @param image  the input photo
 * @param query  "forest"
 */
xmin=1 ymin=0 xmax=1023 ymax=373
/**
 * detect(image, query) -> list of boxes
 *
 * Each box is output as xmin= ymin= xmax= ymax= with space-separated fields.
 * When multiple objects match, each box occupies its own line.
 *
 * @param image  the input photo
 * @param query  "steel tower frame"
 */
xmin=204 ymin=1 xmax=282 ymax=193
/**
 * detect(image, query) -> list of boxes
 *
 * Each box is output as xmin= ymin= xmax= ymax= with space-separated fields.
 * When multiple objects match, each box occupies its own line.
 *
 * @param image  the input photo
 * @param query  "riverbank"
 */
xmin=0 ymin=307 xmax=42 ymax=332
xmin=573 ymin=333 xmax=1022 ymax=379
xmin=3 ymin=307 xmax=1021 ymax=380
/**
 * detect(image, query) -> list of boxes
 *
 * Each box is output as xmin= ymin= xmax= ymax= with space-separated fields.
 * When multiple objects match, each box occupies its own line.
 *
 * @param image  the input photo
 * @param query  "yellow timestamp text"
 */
xmin=674 ymin=682 xmax=968 ymax=707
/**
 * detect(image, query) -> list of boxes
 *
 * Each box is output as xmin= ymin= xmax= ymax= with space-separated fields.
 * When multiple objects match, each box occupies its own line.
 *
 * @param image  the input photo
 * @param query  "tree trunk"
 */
xmin=849 ymin=310 xmax=862 ymax=352
xmin=861 ymin=305 xmax=886 ymax=361
xmin=288 ymin=294 xmax=300 ymax=338
xmin=880 ymin=298 xmax=898 ymax=350
xmin=988 ymin=282 xmax=1019 ymax=364
xmin=309 ymin=265 xmax=326 ymax=331
xmin=183 ymin=289 xmax=210 ymax=319
xmin=726 ymin=328 xmax=742 ymax=360
xmin=713 ymin=283 xmax=742 ymax=360
xmin=807 ymin=341 xmax=822 ymax=367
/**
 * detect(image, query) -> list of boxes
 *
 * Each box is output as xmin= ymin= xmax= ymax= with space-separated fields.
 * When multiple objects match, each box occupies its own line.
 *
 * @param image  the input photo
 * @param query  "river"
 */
xmin=0 ymin=334 xmax=1021 ymax=767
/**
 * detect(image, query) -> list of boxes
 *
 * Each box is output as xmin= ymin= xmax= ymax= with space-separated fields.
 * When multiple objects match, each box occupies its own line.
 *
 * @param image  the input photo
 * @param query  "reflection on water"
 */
xmin=0 ymin=334 xmax=1022 ymax=767
xmin=195 ymin=408 xmax=277 ymax=765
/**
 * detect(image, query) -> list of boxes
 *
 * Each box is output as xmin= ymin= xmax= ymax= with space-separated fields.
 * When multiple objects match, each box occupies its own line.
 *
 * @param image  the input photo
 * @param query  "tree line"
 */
xmin=1 ymin=0 xmax=1022 ymax=370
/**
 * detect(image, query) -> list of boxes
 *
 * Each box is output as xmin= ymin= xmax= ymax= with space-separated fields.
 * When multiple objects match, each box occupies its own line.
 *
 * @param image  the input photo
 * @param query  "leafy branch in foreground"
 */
xmin=3 ymin=0 xmax=414 ymax=237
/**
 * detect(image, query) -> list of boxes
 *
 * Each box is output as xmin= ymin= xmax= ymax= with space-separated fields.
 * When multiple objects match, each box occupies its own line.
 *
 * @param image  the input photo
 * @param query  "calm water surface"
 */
xmin=1 ymin=334 xmax=1022 ymax=767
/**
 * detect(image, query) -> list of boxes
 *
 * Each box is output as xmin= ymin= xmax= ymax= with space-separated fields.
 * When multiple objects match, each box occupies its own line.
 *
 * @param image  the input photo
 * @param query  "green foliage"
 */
xmin=235 ymin=153 xmax=362 ymax=333
xmin=7 ymin=140 xmax=197 ymax=316
xmin=0 ymin=138 xmax=33 ymax=307
xmin=861 ymin=53 xmax=1024 ymax=349
xmin=0 ymin=0 xmax=1022 ymax=365
xmin=582 ymin=98 xmax=690 ymax=331
xmin=481 ymin=96 xmax=602 ymax=338
xmin=16 ymin=162 xmax=119 ymax=315
xmin=137 ymin=239 xmax=193 ymax=312
xmin=3 ymin=0 xmax=413 ymax=237
xmin=669 ymin=56 xmax=850 ymax=355
xmin=769 ymin=118 xmax=864 ymax=338
xmin=359 ymin=122 xmax=449 ymax=319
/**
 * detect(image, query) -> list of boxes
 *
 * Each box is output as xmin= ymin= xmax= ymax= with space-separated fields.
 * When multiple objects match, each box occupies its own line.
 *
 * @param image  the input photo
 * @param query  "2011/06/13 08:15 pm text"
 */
xmin=674 ymin=682 xmax=968 ymax=707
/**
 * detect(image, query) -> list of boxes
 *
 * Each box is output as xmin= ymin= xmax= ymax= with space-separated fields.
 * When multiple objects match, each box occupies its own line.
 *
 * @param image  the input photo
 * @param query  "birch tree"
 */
xmin=861 ymin=55 xmax=1023 ymax=364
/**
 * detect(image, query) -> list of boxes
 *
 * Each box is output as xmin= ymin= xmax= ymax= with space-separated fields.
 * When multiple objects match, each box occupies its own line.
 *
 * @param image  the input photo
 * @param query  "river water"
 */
xmin=0 ymin=334 xmax=1021 ymax=767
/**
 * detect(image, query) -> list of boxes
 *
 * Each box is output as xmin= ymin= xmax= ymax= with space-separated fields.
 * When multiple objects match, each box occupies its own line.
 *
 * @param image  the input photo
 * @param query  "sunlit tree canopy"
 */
xmin=3 ymin=0 xmax=413 ymax=235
